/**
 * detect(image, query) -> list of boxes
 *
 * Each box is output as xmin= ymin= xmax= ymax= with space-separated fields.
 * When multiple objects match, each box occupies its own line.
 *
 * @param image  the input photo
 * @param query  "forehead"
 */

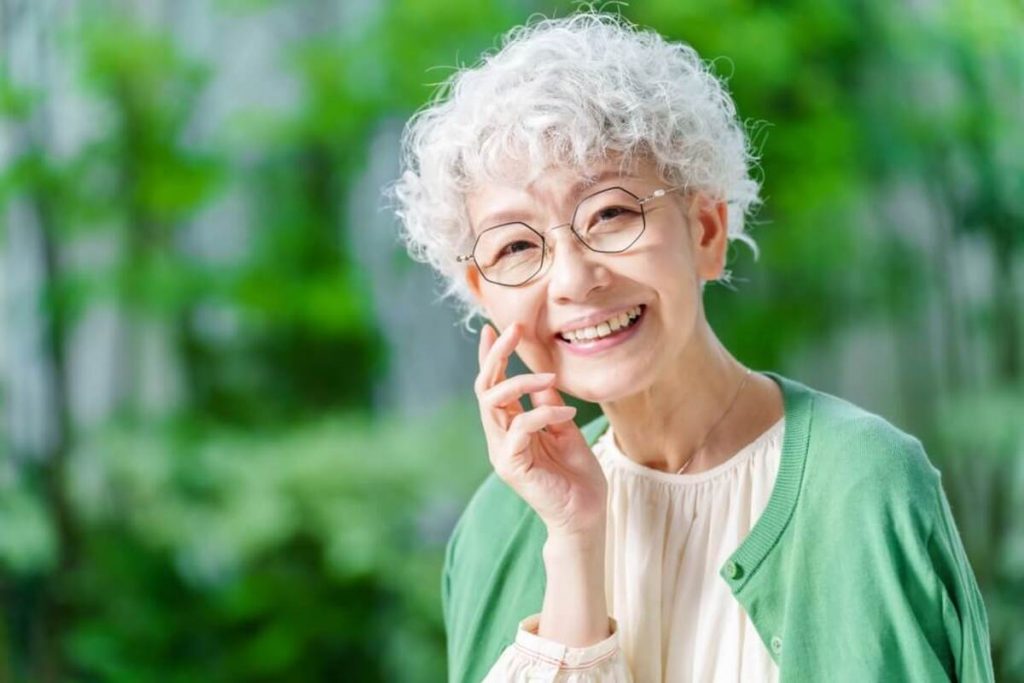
xmin=465 ymin=156 xmax=661 ymax=233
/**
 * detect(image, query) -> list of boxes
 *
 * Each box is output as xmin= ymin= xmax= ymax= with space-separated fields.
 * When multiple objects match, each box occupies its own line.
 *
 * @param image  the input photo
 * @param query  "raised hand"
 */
xmin=474 ymin=322 xmax=608 ymax=540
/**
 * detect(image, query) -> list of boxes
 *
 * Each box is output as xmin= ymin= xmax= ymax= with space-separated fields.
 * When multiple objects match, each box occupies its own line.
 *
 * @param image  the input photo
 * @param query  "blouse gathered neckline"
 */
xmin=597 ymin=416 xmax=786 ymax=486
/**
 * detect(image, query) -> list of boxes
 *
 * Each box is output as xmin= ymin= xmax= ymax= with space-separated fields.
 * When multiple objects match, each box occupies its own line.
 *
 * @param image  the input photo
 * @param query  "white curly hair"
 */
xmin=389 ymin=10 xmax=763 ymax=329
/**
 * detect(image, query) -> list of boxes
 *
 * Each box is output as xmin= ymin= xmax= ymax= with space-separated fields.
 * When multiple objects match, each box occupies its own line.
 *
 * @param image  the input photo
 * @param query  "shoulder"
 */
xmin=453 ymin=471 xmax=530 ymax=545
xmin=443 ymin=470 xmax=539 ymax=592
xmin=790 ymin=376 xmax=942 ymax=519
xmin=808 ymin=383 xmax=939 ymax=481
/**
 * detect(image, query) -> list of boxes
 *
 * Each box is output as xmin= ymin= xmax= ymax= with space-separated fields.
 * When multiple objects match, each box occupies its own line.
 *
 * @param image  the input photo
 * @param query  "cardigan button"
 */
xmin=725 ymin=560 xmax=742 ymax=579
xmin=771 ymin=635 xmax=783 ymax=654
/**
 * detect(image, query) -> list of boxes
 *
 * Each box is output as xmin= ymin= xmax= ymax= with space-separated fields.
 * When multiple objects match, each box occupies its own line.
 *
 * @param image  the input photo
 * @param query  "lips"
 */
xmin=557 ymin=304 xmax=646 ymax=343
xmin=554 ymin=304 xmax=646 ymax=339
xmin=553 ymin=304 xmax=648 ymax=356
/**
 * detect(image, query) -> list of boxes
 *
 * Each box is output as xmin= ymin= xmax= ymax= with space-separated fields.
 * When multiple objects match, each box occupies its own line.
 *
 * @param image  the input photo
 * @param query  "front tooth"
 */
xmin=563 ymin=308 xmax=644 ymax=342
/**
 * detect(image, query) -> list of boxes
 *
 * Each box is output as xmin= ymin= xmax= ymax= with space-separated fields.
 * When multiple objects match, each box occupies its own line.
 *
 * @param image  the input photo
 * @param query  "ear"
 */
xmin=690 ymin=195 xmax=730 ymax=282
xmin=464 ymin=264 xmax=488 ymax=313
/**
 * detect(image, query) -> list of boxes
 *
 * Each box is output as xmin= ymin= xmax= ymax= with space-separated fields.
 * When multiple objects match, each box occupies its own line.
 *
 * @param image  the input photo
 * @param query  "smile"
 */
xmin=555 ymin=304 xmax=647 ymax=355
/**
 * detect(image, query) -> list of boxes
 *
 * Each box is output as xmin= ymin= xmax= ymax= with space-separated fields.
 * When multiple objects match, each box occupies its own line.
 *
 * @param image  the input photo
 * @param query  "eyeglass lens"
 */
xmin=473 ymin=187 xmax=645 ymax=286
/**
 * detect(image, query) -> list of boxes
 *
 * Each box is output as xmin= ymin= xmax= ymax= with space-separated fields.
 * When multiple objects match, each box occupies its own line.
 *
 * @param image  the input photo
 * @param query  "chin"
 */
xmin=562 ymin=370 xmax=649 ymax=405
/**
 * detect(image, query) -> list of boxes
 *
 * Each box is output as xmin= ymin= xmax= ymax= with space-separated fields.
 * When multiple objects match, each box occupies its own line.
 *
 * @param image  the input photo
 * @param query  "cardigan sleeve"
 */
xmin=482 ymin=614 xmax=634 ymax=682
xmin=929 ymin=480 xmax=996 ymax=682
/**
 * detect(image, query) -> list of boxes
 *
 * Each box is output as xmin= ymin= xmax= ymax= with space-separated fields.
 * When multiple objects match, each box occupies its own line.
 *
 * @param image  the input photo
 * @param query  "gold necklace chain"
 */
xmin=675 ymin=368 xmax=752 ymax=475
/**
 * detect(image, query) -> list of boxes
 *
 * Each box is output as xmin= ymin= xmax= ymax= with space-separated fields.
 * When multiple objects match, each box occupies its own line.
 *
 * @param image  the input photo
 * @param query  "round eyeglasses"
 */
xmin=457 ymin=185 xmax=685 ymax=287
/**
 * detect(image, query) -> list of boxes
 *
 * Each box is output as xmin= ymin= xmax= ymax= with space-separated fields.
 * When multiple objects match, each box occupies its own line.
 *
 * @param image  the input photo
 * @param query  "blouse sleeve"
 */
xmin=482 ymin=613 xmax=634 ymax=683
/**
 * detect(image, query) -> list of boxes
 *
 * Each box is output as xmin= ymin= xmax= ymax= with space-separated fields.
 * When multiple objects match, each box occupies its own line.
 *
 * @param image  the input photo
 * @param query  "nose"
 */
xmin=543 ymin=225 xmax=611 ymax=302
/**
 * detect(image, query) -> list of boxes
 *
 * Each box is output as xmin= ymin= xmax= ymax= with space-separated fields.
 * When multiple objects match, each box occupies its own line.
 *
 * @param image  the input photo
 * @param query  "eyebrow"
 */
xmin=474 ymin=170 xmax=642 ymax=232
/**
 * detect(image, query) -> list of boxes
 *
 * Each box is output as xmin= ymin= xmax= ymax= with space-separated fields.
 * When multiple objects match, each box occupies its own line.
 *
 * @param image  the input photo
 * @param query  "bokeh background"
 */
xmin=0 ymin=0 xmax=1021 ymax=681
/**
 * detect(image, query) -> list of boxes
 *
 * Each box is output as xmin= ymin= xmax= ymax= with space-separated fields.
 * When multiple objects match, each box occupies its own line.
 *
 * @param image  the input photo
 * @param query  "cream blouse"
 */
xmin=483 ymin=416 xmax=786 ymax=682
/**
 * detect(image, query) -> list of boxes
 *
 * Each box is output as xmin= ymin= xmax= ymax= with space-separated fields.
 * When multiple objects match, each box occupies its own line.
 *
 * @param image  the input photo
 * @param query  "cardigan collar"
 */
xmin=580 ymin=371 xmax=814 ymax=592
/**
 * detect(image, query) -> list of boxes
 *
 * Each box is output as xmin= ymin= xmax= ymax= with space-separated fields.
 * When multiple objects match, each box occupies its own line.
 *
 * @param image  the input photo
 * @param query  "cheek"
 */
xmin=630 ymin=246 xmax=693 ymax=297
xmin=484 ymin=293 xmax=527 ymax=332
xmin=634 ymin=224 xmax=691 ymax=266
xmin=519 ymin=333 xmax=558 ymax=368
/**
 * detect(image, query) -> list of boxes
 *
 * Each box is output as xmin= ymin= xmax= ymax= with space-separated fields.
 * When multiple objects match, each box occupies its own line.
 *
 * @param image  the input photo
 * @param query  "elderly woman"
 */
xmin=392 ymin=12 xmax=993 ymax=683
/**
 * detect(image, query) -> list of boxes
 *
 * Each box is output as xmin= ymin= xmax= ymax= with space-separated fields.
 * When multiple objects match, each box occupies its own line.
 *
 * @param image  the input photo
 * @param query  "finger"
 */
xmin=478 ymin=322 xmax=521 ymax=392
xmin=477 ymin=323 xmax=496 ymax=369
xmin=528 ymin=382 xmax=566 ymax=409
xmin=474 ymin=324 xmax=500 ymax=396
xmin=506 ymin=405 xmax=578 ymax=454
xmin=527 ymin=386 xmax=578 ymax=439
xmin=482 ymin=373 xmax=556 ymax=411
xmin=475 ymin=325 xmax=531 ymax=435
xmin=488 ymin=322 xmax=520 ymax=387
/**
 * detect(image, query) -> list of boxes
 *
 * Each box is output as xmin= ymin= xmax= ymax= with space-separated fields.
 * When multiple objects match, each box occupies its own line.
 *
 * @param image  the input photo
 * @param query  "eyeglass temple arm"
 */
xmin=637 ymin=185 xmax=687 ymax=206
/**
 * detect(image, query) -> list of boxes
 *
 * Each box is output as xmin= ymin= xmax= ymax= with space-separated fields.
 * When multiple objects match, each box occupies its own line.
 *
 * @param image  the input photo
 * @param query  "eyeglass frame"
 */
xmin=456 ymin=184 xmax=687 ymax=287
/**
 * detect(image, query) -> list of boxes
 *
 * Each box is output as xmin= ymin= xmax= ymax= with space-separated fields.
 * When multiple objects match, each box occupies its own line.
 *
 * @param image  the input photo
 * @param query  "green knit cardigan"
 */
xmin=442 ymin=372 xmax=995 ymax=682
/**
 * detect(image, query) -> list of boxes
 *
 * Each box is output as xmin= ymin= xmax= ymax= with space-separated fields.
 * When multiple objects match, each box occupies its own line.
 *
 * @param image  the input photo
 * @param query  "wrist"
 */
xmin=543 ymin=525 xmax=606 ymax=560
xmin=538 ymin=525 xmax=610 ymax=647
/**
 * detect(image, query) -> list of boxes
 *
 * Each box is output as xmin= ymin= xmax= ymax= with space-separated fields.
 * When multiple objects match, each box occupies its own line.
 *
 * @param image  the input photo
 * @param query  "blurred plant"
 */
xmin=1 ymin=9 xmax=228 ymax=678
xmin=933 ymin=388 xmax=1024 ymax=681
xmin=0 ymin=3 xmax=386 ymax=679
xmin=215 ymin=38 xmax=387 ymax=424
xmin=6 ymin=400 xmax=482 ymax=682
xmin=858 ymin=0 xmax=1023 ymax=392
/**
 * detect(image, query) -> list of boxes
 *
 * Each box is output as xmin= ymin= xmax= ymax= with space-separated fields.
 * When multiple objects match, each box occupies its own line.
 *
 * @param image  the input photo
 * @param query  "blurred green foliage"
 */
xmin=59 ymin=405 xmax=486 ymax=682
xmin=0 ymin=0 xmax=1021 ymax=681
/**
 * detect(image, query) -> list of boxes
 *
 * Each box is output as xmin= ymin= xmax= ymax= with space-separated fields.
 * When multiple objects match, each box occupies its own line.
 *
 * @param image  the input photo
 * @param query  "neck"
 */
xmin=599 ymin=318 xmax=779 ymax=474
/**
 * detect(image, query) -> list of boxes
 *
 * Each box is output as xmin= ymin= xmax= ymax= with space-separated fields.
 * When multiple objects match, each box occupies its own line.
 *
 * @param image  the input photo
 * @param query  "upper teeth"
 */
xmin=559 ymin=305 xmax=643 ymax=342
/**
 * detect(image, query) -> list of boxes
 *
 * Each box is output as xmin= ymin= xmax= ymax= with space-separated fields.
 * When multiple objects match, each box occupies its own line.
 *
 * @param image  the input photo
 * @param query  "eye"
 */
xmin=597 ymin=206 xmax=630 ymax=221
xmin=498 ymin=240 xmax=539 ymax=258
xmin=593 ymin=203 xmax=642 ymax=225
